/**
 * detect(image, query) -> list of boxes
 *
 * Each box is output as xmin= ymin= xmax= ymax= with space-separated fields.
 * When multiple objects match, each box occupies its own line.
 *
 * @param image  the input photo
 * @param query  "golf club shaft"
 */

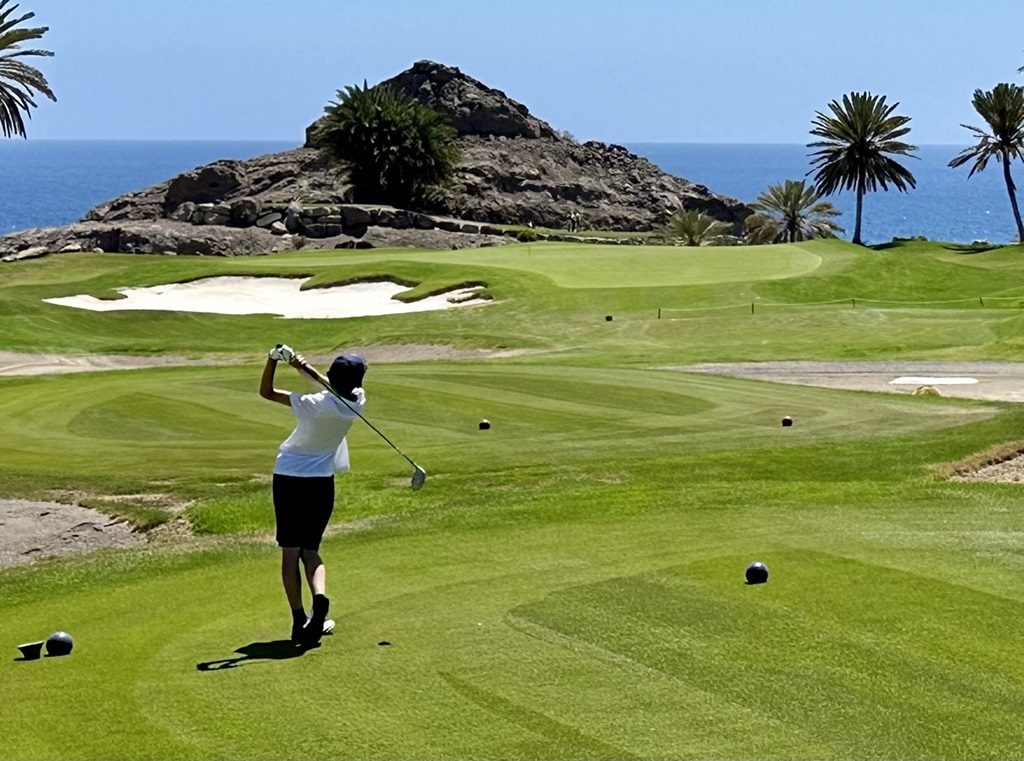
xmin=297 ymin=363 xmax=421 ymax=470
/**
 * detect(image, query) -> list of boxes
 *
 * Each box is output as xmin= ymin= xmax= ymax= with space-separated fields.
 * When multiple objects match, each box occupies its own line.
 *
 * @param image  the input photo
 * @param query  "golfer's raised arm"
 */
xmin=260 ymin=354 xmax=291 ymax=406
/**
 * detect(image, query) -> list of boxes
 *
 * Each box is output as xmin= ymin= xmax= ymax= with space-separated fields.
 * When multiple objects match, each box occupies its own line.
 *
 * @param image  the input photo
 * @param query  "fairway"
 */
xmin=4 ymin=240 xmax=1024 ymax=759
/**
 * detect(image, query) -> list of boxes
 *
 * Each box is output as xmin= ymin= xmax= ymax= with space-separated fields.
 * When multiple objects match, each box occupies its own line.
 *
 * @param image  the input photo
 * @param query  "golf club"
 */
xmin=274 ymin=345 xmax=427 ymax=490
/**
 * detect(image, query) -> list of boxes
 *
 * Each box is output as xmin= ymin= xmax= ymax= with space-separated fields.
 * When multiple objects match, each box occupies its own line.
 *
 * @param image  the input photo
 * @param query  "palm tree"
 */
xmin=0 ymin=1 xmax=55 ymax=138
xmin=948 ymin=83 xmax=1024 ymax=242
xmin=659 ymin=209 xmax=732 ymax=246
xmin=745 ymin=179 xmax=843 ymax=244
xmin=808 ymin=92 xmax=917 ymax=245
xmin=313 ymin=81 xmax=459 ymax=208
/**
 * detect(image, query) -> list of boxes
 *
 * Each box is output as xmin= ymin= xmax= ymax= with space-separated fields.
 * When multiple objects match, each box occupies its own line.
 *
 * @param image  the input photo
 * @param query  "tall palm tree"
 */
xmin=808 ymin=92 xmax=917 ymax=245
xmin=659 ymin=209 xmax=732 ymax=246
xmin=745 ymin=179 xmax=843 ymax=244
xmin=948 ymin=83 xmax=1024 ymax=242
xmin=0 ymin=1 xmax=55 ymax=138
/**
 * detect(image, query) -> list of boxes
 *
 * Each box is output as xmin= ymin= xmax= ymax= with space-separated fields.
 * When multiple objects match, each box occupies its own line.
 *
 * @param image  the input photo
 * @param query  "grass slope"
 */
xmin=3 ymin=240 xmax=1024 ymax=758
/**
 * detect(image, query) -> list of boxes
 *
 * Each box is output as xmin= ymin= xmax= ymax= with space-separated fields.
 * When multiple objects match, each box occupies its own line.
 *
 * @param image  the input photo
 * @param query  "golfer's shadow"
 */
xmin=196 ymin=639 xmax=316 ymax=671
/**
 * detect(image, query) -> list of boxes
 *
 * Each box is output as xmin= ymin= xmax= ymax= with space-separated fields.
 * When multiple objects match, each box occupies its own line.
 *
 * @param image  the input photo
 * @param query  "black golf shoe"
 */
xmin=302 ymin=594 xmax=330 ymax=647
xmin=290 ymin=608 xmax=307 ymax=645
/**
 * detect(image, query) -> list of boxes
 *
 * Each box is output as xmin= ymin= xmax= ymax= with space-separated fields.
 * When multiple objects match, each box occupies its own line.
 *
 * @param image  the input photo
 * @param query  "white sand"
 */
xmin=889 ymin=376 xmax=979 ymax=386
xmin=44 ymin=277 xmax=490 ymax=319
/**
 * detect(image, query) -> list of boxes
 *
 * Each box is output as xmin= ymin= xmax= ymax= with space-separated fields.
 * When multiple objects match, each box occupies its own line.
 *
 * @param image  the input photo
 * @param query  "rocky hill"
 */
xmin=1 ymin=61 xmax=751 ymax=258
xmin=360 ymin=61 xmax=750 ymax=230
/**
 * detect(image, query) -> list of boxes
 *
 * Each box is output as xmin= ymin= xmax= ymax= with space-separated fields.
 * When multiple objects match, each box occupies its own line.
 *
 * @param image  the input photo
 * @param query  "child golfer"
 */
xmin=259 ymin=345 xmax=367 ymax=647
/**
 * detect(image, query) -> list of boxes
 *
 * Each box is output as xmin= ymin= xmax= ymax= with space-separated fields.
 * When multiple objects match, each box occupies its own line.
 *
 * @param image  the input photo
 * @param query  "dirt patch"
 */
xmin=309 ymin=344 xmax=534 ymax=365
xmin=0 ymin=345 xmax=535 ymax=377
xmin=952 ymin=454 xmax=1024 ymax=483
xmin=87 ymin=492 xmax=192 ymax=514
xmin=0 ymin=350 xmax=236 ymax=376
xmin=0 ymin=500 xmax=141 ymax=568
xmin=942 ymin=441 xmax=1024 ymax=484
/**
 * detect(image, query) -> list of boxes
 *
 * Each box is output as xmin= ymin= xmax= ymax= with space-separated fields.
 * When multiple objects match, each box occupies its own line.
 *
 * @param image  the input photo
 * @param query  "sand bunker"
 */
xmin=44 ymin=277 xmax=489 ymax=319
xmin=890 ymin=376 xmax=978 ymax=386
xmin=671 ymin=361 xmax=1024 ymax=402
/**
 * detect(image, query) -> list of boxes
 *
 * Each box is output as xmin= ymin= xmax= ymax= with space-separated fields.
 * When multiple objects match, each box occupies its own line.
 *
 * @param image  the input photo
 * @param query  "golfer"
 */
xmin=259 ymin=346 xmax=367 ymax=647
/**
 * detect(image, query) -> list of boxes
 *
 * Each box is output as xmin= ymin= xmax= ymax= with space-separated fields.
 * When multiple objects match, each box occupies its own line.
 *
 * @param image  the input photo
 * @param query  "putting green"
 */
xmin=265 ymin=241 xmax=827 ymax=288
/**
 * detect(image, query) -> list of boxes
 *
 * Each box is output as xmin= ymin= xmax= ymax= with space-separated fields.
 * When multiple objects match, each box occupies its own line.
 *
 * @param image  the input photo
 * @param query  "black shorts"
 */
xmin=272 ymin=474 xmax=335 ymax=551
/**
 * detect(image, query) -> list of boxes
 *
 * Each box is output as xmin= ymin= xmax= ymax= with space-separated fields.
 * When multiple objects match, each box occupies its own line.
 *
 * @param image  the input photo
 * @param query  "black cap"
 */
xmin=327 ymin=354 xmax=367 ymax=393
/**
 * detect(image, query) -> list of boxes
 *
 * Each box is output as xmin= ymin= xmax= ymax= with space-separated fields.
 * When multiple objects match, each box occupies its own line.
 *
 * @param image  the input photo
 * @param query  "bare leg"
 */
xmin=299 ymin=548 xmax=330 ymax=646
xmin=300 ymin=548 xmax=326 ymax=597
xmin=281 ymin=547 xmax=303 ymax=609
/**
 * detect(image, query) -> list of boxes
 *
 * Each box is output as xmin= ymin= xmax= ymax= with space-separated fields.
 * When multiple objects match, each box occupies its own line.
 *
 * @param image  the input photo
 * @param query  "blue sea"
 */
xmin=0 ymin=140 xmax=1016 ymax=244
xmin=0 ymin=140 xmax=297 ymax=234
xmin=629 ymin=143 xmax=1017 ymax=245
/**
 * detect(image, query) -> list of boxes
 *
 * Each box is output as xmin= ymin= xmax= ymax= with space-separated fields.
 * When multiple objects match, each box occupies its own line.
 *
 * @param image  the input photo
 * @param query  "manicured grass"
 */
xmin=4 ymin=240 xmax=1024 ymax=364
xmin=4 ymin=363 xmax=1024 ymax=759
xmin=4 ymin=239 xmax=1024 ymax=758
xmin=239 ymin=241 xmax=829 ymax=288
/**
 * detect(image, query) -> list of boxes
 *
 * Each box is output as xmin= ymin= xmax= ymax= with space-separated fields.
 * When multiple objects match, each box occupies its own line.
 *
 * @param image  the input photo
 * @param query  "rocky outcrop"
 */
xmin=439 ymin=137 xmax=747 ymax=230
xmin=0 ymin=216 xmax=512 ymax=260
xmin=81 ymin=149 xmax=341 ymax=224
xmin=2 ymin=60 xmax=751 ymax=258
xmin=305 ymin=60 xmax=751 ymax=231
xmin=0 ymin=221 xmax=301 ymax=258
xmin=379 ymin=62 xmax=558 ymax=140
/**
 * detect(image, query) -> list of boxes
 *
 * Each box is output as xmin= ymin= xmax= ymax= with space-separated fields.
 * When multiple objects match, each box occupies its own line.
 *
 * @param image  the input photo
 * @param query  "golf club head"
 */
xmin=411 ymin=466 xmax=427 ymax=491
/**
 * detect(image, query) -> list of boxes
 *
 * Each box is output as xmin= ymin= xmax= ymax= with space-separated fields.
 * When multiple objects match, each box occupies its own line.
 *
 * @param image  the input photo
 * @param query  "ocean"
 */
xmin=0 ymin=140 xmax=297 ymax=234
xmin=0 ymin=140 xmax=1017 ymax=244
xmin=629 ymin=143 xmax=1017 ymax=245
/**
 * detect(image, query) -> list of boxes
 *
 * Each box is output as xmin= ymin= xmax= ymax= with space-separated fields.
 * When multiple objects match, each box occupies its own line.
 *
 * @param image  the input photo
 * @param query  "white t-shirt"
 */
xmin=273 ymin=388 xmax=366 ymax=477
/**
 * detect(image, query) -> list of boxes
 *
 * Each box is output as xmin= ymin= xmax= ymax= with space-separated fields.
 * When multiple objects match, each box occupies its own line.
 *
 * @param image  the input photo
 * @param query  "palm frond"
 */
xmin=949 ymin=83 xmax=1024 ymax=239
xmin=807 ymin=91 xmax=917 ymax=200
xmin=948 ymin=84 xmax=1024 ymax=178
xmin=0 ymin=0 xmax=53 ymax=137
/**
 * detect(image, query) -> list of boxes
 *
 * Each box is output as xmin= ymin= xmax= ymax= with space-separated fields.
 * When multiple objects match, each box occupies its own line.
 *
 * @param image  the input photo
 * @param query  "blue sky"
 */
xmin=25 ymin=0 xmax=1024 ymax=144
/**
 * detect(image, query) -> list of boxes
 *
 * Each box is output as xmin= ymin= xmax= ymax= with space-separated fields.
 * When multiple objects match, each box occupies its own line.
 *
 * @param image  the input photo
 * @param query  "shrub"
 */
xmin=659 ymin=209 xmax=732 ymax=246
xmin=313 ymin=81 xmax=460 ymax=208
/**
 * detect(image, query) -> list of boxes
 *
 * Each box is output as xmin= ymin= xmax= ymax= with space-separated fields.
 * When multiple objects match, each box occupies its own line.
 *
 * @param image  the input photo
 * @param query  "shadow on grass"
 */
xmin=196 ymin=639 xmax=315 ymax=671
xmin=870 ymin=240 xmax=1005 ymax=254
xmin=940 ymin=243 xmax=1004 ymax=254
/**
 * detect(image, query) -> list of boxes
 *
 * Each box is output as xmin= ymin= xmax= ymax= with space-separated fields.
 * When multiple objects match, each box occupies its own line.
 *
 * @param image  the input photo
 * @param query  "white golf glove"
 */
xmin=268 ymin=344 xmax=295 ymax=363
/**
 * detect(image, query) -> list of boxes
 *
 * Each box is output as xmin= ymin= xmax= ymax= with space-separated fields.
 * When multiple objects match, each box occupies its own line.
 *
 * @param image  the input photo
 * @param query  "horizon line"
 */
xmin=7 ymin=138 xmax=975 ymax=147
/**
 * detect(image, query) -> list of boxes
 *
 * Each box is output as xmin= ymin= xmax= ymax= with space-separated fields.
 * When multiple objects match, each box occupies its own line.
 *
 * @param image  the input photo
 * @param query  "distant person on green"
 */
xmin=259 ymin=345 xmax=367 ymax=647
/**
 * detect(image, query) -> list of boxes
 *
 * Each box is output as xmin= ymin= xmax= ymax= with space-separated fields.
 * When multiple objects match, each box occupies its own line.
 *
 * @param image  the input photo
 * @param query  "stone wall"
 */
xmin=168 ymin=200 xmax=516 ymax=239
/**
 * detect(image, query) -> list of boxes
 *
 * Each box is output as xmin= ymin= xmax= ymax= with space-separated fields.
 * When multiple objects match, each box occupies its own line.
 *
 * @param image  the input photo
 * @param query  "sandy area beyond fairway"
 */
xmin=0 ymin=344 xmax=530 ymax=377
xmin=669 ymin=360 xmax=1024 ymax=402
xmin=44 ymin=276 xmax=489 ymax=319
